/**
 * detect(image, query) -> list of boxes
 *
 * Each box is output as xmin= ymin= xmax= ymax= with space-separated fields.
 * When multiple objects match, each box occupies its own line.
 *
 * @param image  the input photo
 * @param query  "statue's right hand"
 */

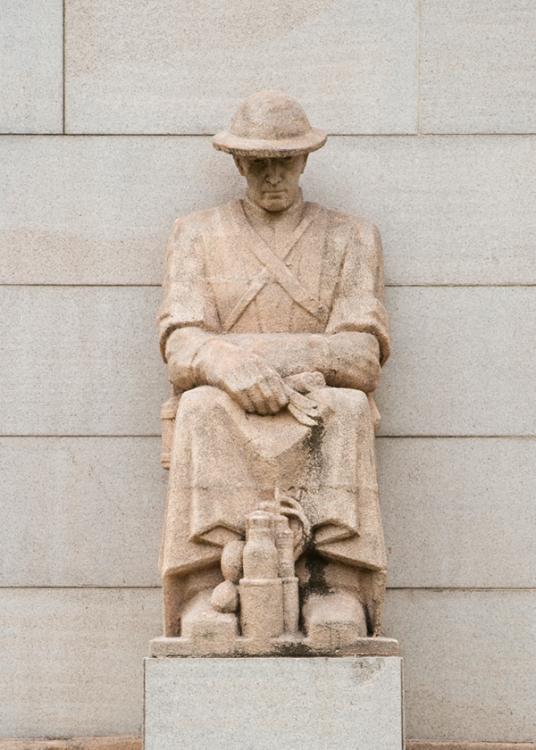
xmin=216 ymin=353 xmax=289 ymax=415
xmin=191 ymin=338 xmax=289 ymax=415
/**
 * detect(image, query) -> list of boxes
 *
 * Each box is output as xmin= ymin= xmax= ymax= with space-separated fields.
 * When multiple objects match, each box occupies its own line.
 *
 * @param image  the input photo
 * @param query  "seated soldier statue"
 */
xmin=157 ymin=90 xmax=390 ymax=649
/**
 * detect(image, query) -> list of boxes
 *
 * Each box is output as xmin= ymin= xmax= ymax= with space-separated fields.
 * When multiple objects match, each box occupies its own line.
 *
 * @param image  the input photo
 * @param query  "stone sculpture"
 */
xmin=155 ymin=90 xmax=391 ymax=656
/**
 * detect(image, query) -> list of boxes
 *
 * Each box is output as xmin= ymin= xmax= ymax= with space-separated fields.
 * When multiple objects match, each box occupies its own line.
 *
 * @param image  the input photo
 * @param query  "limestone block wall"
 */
xmin=1 ymin=0 xmax=535 ymax=744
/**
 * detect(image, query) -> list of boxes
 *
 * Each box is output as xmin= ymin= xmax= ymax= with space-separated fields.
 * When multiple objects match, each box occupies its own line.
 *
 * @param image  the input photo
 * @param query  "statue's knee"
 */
xmin=317 ymin=387 xmax=370 ymax=418
xmin=347 ymin=389 xmax=370 ymax=418
xmin=178 ymin=385 xmax=231 ymax=421
xmin=345 ymin=389 xmax=368 ymax=404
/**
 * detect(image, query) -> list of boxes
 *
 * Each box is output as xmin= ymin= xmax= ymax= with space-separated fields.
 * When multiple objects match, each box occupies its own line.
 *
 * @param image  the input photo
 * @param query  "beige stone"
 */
xmin=3 ymin=3 xmax=536 ymax=744
xmin=2 ymin=738 xmax=535 ymax=750
xmin=0 ymin=589 xmax=161 ymax=738
xmin=310 ymin=136 xmax=536 ymax=285
xmin=0 ymin=740 xmax=141 ymax=750
xmin=156 ymin=92 xmax=390 ymax=654
xmin=144 ymin=656 xmax=404 ymax=750
xmin=378 ymin=286 xmax=536 ymax=436
xmin=1 ymin=437 xmax=533 ymax=590
xmin=64 ymin=0 xmax=417 ymax=134
xmin=2 ymin=135 xmax=535 ymax=285
xmin=0 ymin=437 xmax=165 ymax=587
xmin=420 ymin=0 xmax=536 ymax=133
xmin=408 ymin=745 xmax=536 ymax=750
xmin=1 ymin=287 xmax=533 ymax=438
xmin=149 ymin=635 xmax=400 ymax=659
xmin=0 ymin=1 xmax=63 ymax=133
xmin=1 ymin=589 xmax=533 ymax=740
xmin=380 ymin=437 xmax=536 ymax=588
xmin=0 ymin=286 xmax=168 ymax=435
xmin=385 ymin=590 xmax=536 ymax=742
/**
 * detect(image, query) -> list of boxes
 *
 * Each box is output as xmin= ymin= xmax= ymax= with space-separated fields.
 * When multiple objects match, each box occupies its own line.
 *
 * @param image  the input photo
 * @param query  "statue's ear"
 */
xmin=300 ymin=154 xmax=308 ymax=174
xmin=233 ymin=155 xmax=245 ymax=176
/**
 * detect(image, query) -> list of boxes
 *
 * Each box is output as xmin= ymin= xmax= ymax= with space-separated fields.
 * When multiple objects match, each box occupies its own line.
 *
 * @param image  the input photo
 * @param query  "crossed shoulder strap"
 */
xmin=223 ymin=201 xmax=328 ymax=332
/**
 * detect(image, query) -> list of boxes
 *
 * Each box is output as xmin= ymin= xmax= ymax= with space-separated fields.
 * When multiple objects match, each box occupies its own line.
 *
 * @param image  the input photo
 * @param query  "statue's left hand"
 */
xmin=284 ymin=371 xmax=326 ymax=394
xmin=282 ymin=373 xmax=323 ymax=426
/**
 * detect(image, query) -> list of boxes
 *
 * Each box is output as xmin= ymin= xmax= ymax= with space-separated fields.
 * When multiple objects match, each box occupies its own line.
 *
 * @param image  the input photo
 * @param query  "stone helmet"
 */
xmin=213 ymin=90 xmax=327 ymax=158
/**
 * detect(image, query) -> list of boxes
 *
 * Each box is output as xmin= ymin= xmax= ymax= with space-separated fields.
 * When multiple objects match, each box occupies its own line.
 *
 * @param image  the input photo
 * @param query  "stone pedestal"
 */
xmin=144 ymin=655 xmax=404 ymax=750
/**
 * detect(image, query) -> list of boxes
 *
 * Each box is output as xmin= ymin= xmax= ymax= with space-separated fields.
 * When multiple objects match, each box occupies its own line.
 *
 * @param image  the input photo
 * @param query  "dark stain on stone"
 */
xmin=351 ymin=658 xmax=383 ymax=684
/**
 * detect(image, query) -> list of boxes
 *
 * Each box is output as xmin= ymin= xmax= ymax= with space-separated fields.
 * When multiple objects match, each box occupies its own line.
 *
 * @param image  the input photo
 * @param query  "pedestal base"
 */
xmin=150 ymin=634 xmax=400 ymax=658
xmin=144 ymin=656 xmax=404 ymax=750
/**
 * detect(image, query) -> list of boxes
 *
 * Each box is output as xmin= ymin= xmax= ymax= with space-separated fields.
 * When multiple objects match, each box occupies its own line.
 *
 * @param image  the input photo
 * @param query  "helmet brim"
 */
xmin=212 ymin=127 xmax=327 ymax=157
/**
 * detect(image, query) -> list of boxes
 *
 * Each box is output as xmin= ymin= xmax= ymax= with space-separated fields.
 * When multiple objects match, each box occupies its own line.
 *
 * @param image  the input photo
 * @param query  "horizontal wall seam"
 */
xmin=1 ymin=132 xmax=536 ymax=138
xmin=1 ymin=586 xmax=535 ymax=592
xmin=0 ymin=434 xmax=163 ymax=438
xmin=1 ymin=737 xmax=533 ymax=750
xmin=1 ymin=737 xmax=534 ymax=750
xmin=1 ymin=284 xmax=535 ymax=289
xmin=1 ymin=434 xmax=535 ymax=440
xmin=408 ymin=743 xmax=536 ymax=750
xmin=389 ymin=587 xmax=536 ymax=592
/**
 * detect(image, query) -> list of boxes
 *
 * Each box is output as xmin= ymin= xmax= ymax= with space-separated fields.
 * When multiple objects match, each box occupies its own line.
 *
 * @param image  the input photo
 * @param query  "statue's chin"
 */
xmin=257 ymin=194 xmax=294 ymax=213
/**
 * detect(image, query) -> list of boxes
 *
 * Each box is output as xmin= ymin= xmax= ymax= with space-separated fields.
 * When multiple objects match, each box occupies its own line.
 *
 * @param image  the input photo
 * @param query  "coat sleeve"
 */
xmin=157 ymin=216 xmax=222 ymax=392
xmin=325 ymin=220 xmax=390 ymax=365
xmin=157 ymin=217 xmax=220 ymax=362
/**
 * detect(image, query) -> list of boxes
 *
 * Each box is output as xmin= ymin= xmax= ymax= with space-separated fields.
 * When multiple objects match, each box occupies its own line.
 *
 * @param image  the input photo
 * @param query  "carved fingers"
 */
xmin=284 ymin=371 xmax=326 ymax=394
xmin=222 ymin=355 xmax=289 ymax=415
xmin=285 ymin=386 xmax=321 ymax=426
xmin=212 ymin=348 xmax=326 ymax=422
xmin=250 ymin=375 xmax=289 ymax=415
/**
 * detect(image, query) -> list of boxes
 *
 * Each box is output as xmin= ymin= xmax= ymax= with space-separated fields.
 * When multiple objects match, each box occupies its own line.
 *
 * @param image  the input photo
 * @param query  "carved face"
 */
xmin=234 ymin=154 xmax=308 ymax=212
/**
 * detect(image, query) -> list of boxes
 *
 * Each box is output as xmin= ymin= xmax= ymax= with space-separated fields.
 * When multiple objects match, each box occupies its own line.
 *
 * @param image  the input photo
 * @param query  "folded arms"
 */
xmin=165 ymin=327 xmax=381 ymax=416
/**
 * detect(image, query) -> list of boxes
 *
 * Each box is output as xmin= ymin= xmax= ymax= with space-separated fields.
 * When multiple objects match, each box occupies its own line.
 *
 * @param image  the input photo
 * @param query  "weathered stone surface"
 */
xmin=144 ymin=656 xmax=404 ymax=750
xmin=385 ymin=590 xmax=536 ymax=742
xmin=2 ymin=738 xmax=535 ymax=750
xmin=408 ymin=744 xmax=536 ymax=750
xmin=421 ymin=0 xmax=536 ymax=133
xmin=378 ymin=286 xmax=536 ymax=437
xmin=0 ymin=136 xmax=241 ymax=284
xmin=0 ymin=589 xmax=161 ymax=738
xmin=312 ymin=136 xmax=536 ymax=285
xmin=380 ymin=437 xmax=536 ymax=588
xmin=0 ymin=1 xmax=63 ymax=133
xmin=1 ymin=286 xmax=533 ymax=437
xmin=64 ymin=0 xmax=417 ymax=134
xmin=0 ymin=437 xmax=165 ymax=586
xmin=1 ymin=3 xmax=535 ymax=745
xmin=2 ymin=135 xmax=535 ymax=285
xmin=1 ymin=589 xmax=533 ymax=740
xmin=0 ymin=286 xmax=168 ymax=435
xmin=2 ymin=437 xmax=532 ymax=589
xmin=149 ymin=635 xmax=400 ymax=658
xmin=0 ymin=739 xmax=141 ymax=750
xmin=157 ymin=91 xmax=389 ymax=646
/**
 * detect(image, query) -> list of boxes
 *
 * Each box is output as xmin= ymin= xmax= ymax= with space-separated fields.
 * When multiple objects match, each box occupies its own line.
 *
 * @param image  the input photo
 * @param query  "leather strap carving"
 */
xmin=224 ymin=201 xmax=328 ymax=330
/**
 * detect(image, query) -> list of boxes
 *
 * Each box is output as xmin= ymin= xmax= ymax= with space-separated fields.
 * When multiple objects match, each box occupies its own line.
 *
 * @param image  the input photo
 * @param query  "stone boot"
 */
xmin=302 ymin=589 xmax=367 ymax=649
xmin=180 ymin=589 xmax=238 ymax=654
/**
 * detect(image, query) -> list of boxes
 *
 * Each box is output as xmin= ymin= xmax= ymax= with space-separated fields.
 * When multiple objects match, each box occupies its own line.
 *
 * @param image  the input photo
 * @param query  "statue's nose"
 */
xmin=266 ymin=163 xmax=283 ymax=185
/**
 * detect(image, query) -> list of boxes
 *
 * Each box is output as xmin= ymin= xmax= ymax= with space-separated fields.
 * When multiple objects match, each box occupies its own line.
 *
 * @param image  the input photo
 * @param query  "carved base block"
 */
xmin=150 ymin=633 xmax=400 ymax=658
xmin=144 ymin=656 xmax=404 ymax=750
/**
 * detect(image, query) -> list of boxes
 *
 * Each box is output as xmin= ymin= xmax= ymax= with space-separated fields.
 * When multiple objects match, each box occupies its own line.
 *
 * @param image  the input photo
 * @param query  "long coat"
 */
xmin=158 ymin=197 xmax=390 ymax=625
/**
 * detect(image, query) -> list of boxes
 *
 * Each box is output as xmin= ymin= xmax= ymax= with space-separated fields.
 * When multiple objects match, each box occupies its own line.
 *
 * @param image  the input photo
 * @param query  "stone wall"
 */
xmin=1 ymin=0 xmax=535 ymax=743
